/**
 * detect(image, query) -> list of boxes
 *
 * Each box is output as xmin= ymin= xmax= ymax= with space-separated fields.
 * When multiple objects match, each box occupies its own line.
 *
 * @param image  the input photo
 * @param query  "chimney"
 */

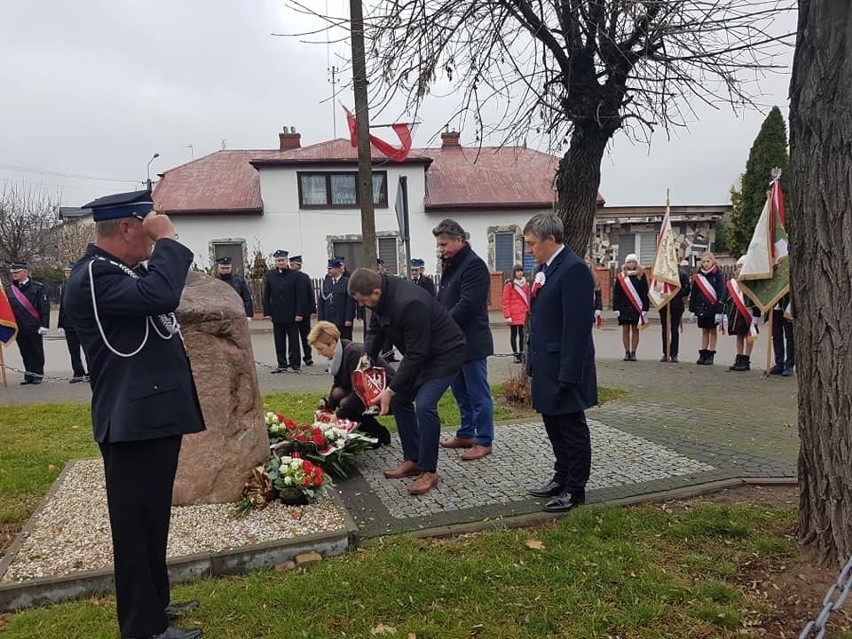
xmin=279 ymin=126 xmax=301 ymax=150
xmin=441 ymin=131 xmax=461 ymax=148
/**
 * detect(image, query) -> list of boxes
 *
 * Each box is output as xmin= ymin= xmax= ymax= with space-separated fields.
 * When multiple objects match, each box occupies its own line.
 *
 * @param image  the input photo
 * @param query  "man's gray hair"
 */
xmin=523 ymin=213 xmax=564 ymax=244
xmin=431 ymin=218 xmax=467 ymax=239
xmin=95 ymin=219 xmax=124 ymax=240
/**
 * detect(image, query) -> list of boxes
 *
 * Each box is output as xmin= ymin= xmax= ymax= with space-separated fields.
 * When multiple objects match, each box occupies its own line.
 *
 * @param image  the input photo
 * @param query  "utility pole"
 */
xmin=349 ymin=0 xmax=376 ymax=272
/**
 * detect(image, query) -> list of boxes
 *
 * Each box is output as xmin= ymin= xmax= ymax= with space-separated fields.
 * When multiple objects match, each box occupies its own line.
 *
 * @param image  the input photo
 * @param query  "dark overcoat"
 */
xmin=218 ymin=273 xmax=254 ymax=317
xmin=63 ymin=241 xmax=206 ymax=443
xmin=436 ymin=243 xmax=493 ymax=361
xmin=7 ymin=279 xmax=49 ymax=335
xmin=527 ymin=246 xmax=598 ymax=415
xmin=318 ymin=275 xmax=355 ymax=326
xmin=364 ymin=275 xmax=466 ymax=398
xmin=262 ymin=268 xmax=308 ymax=323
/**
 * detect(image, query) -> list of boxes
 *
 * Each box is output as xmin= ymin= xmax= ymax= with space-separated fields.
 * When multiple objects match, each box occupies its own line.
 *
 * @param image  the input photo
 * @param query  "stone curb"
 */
xmin=0 ymin=461 xmax=358 ymax=613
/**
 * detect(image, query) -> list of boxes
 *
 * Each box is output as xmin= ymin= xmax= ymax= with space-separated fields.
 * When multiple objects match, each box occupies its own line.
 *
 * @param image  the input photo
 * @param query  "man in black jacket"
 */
xmin=58 ymin=262 xmax=88 ymax=382
xmin=6 ymin=261 xmax=50 ymax=384
xmin=410 ymin=258 xmax=436 ymax=296
xmin=64 ymin=190 xmax=205 ymax=639
xmin=318 ymin=258 xmax=355 ymax=340
xmin=288 ymin=255 xmax=315 ymax=366
xmin=348 ymin=268 xmax=466 ymax=496
xmin=215 ymin=256 xmax=254 ymax=319
xmin=658 ymin=262 xmax=692 ymax=363
xmin=262 ymin=249 xmax=307 ymax=373
xmin=433 ymin=219 xmax=495 ymax=461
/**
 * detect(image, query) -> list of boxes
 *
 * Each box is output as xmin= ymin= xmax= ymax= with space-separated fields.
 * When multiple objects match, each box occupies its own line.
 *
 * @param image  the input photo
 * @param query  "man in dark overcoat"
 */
xmin=288 ymin=255 xmax=316 ymax=366
xmin=215 ymin=256 xmax=254 ymax=319
xmin=523 ymin=212 xmax=597 ymax=513
xmin=262 ymin=249 xmax=308 ymax=373
xmin=6 ymin=261 xmax=50 ymax=384
xmin=348 ymin=268 xmax=466 ymax=496
xmin=58 ymin=261 xmax=89 ymax=382
xmin=63 ymin=190 xmax=205 ymax=639
xmin=433 ymin=219 xmax=495 ymax=461
xmin=317 ymin=258 xmax=355 ymax=340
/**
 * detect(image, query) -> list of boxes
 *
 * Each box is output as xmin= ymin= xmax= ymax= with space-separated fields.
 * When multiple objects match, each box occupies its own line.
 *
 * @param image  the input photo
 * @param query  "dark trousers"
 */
xmin=99 ymin=435 xmax=182 ymax=639
xmin=272 ymin=321 xmax=301 ymax=370
xmin=16 ymin=331 xmax=44 ymax=382
xmin=391 ymin=373 xmax=456 ymax=473
xmin=659 ymin=307 xmax=684 ymax=357
xmin=297 ymin=318 xmax=313 ymax=364
xmin=772 ymin=309 xmax=795 ymax=368
xmin=510 ymin=325 xmax=525 ymax=355
xmin=543 ymin=411 xmax=591 ymax=493
xmin=65 ymin=329 xmax=88 ymax=377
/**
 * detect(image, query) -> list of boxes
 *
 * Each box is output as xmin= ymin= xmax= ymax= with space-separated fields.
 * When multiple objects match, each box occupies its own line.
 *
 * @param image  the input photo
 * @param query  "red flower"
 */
xmin=311 ymin=429 xmax=325 ymax=446
xmin=303 ymin=476 xmax=313 ymax=487
xmin=295 ymin=433 xmax=308 ymax=443
xmin=302 ymin=460 xmax=315 ymax=473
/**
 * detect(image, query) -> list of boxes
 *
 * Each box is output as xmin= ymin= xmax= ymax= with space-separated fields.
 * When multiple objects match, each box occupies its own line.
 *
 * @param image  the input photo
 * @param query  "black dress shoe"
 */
xmin=165 ymin=600 xmax=200 ymax=618
xmin=543 ymin=491 xmax=585 ymax=513
xmin=528 ymin=480 xmax=564 ymax=498
xmin=149 ymin=627 xmax=203 ymax=639
xmin=19 ymin=379 xmax=33 ymax=385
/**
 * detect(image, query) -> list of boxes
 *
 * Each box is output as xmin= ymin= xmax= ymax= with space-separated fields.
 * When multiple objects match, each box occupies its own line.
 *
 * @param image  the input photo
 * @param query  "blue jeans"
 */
xmin=391 ymin=373 xmax=456 ymax=473
xmin=451 ymin=358 xmax=494 ymax=446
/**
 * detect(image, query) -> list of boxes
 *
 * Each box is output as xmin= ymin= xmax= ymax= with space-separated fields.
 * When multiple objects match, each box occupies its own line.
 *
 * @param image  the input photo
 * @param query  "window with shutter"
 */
xmin=378 ymin=238 xmax=398 ymax=274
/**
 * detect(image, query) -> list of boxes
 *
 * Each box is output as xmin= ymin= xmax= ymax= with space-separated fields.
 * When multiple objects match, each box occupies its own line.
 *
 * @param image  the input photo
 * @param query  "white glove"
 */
xmin=691 ymin=314 xmax=697 ymax=323
xmin=57 ymin=327 xmax=66 ymax=336
xmin=641 ymin=311 xmax=648 ymax=323
xmin=614 ymin=310 xmax=620 ymax=318
xmin=504 ymin=317 xmax=512 ymax=324
xmin=246 ymin=317 xmax=252 ymax=322
xmin=594 ymin=310 xmax=602 ymax=319
xmin=38 ymin=327 xmax=49 ymax=336
xmin=714 ymin=314 xmax=724 ymax=325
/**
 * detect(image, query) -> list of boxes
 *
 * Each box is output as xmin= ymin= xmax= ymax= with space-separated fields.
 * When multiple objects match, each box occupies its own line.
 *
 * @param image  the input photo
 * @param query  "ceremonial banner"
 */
xmin=343 ymin=105 xmax=414 ymax=162
xmin=649 ymin=197 xmax=681 ymax=310
xmin=0 ymin=286 xmax=17 ymax=345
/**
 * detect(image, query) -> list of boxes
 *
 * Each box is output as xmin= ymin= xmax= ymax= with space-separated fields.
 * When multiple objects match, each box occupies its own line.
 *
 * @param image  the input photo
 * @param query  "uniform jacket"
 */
xmin=527 ymin=246 xmax=598 ymax=415
xmin=58 ymin=282 xmax=77 ymax=332
xmin=297 ymin=271 xmax=317 ymax=316
xmin=217 ymin=273 xmax=254 ymax=317
xmin=329 ymin=339 xmax=396 ymax=419
xmin=688 ymin=266 xmax=726 ymax=316
xmin=436 ymin=243 xmax=493 ymax=361
xmin=7 ymin=279 xmax=50 ymax=335
xmin=63 ymin=241 xmax=206 ymax=444
xmin=364 ymin=275 xmax=466 ymax=398
xmin=318 ymin=275 xmax=355 ymax=326
xmin=502 ymin=279 xmax=530 ymax=326
xmin=612 ymin=270 xmax=649 ymax=322
xmin=411 ymin=275 xmax=436 ymax=297
xmin=262 ymin=268 xmax=308 ymax=323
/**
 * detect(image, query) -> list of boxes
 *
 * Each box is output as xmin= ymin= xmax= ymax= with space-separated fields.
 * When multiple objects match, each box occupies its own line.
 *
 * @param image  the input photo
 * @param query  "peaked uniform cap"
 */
xmin=216 ymin=257 xmax=233 ymax=266
xmin=327 ymin=258 xmax=343 ymax=268
xmin=410 ymin=258 xmax=425 ymax=268
xmin=289 ymin=255 xmax=302 ymax=264
xmin=273 ymin=250 xmax=289 ymax=259
xmin=9 ymin=261 xmax=28 ymax=272
xmin=84 ymin=190 xmax=154 ymax=222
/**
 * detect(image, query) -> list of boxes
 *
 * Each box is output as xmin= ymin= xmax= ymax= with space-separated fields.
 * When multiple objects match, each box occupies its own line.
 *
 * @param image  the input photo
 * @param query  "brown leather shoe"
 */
xmin=439 ymin=436 xmax=475 ymax=449
xmin=383 ymin=460 xmax=420 ymax=479
xmin=407 ymin=472 xmax=439 ymax=495
xmin=460 ymin=444 xmax=492 ymax=461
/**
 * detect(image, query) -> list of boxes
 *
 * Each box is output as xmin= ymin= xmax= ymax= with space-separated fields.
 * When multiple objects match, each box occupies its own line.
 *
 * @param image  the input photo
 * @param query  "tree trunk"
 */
xmin=788 ymin=0 xmax=852 ymax=568
xmin=555 ymin=123 xmax=611 ymax=255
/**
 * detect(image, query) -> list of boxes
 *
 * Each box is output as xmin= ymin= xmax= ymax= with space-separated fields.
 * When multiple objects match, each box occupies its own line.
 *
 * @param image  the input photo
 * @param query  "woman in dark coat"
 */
xmin=611 ymin=253 xmax=649 ymax=361
xmin=688 ymin=251 xmax=727 ymax=366
xmin=308 ymin=321 xmax=393 ymax=446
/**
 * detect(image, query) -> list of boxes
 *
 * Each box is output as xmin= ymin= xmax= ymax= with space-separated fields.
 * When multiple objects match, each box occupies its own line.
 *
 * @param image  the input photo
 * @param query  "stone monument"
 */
xmin=171 ymin=271 xmax=269 ymax=505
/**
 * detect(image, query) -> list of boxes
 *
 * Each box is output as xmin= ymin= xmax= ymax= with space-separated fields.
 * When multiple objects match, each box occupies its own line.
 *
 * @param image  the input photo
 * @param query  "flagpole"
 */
xmin=665 ymin=302 xmax=671 ymax=362
xmin=0 ymin=346 xmax=7 ymax=388
xmin=765 ymin=311 xmax=774 ymax=375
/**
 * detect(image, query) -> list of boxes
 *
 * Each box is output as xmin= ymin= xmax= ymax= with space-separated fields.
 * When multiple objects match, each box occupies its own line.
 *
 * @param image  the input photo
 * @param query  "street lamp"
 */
xmin=146 ymin=153 xmax=160 ymax=192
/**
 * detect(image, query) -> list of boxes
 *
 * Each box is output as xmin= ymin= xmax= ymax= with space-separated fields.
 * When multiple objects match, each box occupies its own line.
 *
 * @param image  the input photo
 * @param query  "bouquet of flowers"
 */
xmin=264 ymin=453 xmax=328 ymax=504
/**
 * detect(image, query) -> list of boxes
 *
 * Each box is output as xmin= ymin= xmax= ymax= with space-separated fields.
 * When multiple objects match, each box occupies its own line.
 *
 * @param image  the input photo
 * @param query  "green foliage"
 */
xmin=728 ymin=106 xmax=789 ymax=256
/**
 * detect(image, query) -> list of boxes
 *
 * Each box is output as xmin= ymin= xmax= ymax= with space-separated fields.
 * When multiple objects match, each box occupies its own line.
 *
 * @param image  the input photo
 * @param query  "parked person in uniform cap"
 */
xmin=262 ymin=249 xmax=308 ymax=373
xmin=63 ymin=189 xmax=204 ymax=639
xmin=58 ymin=261 xmax=89 ymax=382
xmin=288 ymin=255 xmax=315 ymax=366
xmin=409 ymin=258 xmax=435 ymax=297
xmin=433 ymin=218 xmax=495 ymax=461
xmin=349 ymin=268 xmax=466 ymax=495
xmin=308 ymin=320 xmax=393 ymax=447
xmin=502 ymin=265 xmax=530 ymax=364
xmin=6 ymin=261 xmax=50 ymax=384
xmin=215 ymin=256 xmax=254 ymax=320
xmin=523 ymin=212 xmax=596 ymax=513
xmin=318 ymin=258 xmax=355 ymax=341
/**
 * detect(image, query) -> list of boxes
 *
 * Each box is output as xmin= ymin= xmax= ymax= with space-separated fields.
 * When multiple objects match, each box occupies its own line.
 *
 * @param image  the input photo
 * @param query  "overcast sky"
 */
xmin=0 ymin=1 xmax=796 ymax=209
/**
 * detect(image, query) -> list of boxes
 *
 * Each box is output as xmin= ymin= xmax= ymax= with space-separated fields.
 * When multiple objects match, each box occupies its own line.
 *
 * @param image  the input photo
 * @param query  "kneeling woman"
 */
xmin=308 ymin=321 xmax=393 ymax=446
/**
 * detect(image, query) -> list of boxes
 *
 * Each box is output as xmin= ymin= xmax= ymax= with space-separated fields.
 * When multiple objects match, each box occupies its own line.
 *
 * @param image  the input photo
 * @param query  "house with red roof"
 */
xmin=152 ymin=128 xmax=593 ymax=279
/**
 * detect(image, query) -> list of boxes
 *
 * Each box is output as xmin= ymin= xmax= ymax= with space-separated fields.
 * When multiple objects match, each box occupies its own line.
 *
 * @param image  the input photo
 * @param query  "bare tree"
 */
xmin=788 ymin=0 xmax=852 ymax=568
xmin=51 ymin=220 xmax=95 ymax=266
xmin=289 ymin=0 xmax=794 ymax=253
xmin=0 ymin=183 xmax=62 ymax=267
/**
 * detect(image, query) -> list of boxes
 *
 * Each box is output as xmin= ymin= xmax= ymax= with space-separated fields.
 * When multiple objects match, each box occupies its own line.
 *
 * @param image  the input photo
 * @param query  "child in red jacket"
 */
xmin=502 ymin=265 xmax=530 ymax=364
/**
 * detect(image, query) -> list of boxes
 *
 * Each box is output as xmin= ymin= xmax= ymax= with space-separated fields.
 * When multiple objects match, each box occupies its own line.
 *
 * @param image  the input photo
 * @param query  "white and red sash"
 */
xmin=9 ymin=285 xmax=41 ymax=324
xmin=513 ymin=283 xmax=530 ymax=310
xmin=692 ymin=273 xmax=719 ymax=305
xmin=616 ymin=272 xmax=648 ymax=325
xmin=726 ymin=279 xmax=758 ymax=338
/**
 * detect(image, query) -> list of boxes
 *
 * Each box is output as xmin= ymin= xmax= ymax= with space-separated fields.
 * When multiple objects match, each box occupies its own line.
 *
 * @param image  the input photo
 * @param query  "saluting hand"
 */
xmin=142 ymin=211 xmax=177 ymax=241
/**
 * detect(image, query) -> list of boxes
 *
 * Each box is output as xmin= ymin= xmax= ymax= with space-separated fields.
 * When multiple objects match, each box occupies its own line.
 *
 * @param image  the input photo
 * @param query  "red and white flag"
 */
xmin=648 ymin=194 xmax=681 ymax=310
xmin=343 ymin=105 xmax=414 ymax=162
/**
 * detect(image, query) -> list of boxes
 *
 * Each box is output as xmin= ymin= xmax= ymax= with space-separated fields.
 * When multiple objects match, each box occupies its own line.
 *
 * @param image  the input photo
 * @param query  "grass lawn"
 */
xmin=2 ymin=500 xmax=799 ymax=638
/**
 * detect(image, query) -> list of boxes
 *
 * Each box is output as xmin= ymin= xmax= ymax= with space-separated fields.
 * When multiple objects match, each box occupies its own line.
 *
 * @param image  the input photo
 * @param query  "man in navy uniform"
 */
xmin=409 ymin=258 xmax=435 ymax=296
xmin=523 ymin=212 xmax=597 ymax=513
xmin=288 ymin=255 xmax=315 ymax=366
xmin=6 ymin=261 xmax=50 ymax=384
xmin=318 ymin=257 xmax=355 ymax=340
xmin=64 ymin=190 xmax=205 ymax=639
xmin=215 ymin=256 xmax=253 ymax=319
xmin=58 ymin=261 xmax=88 ymax=382
xmin=262 ymin=249 xmax=307 ymax=373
